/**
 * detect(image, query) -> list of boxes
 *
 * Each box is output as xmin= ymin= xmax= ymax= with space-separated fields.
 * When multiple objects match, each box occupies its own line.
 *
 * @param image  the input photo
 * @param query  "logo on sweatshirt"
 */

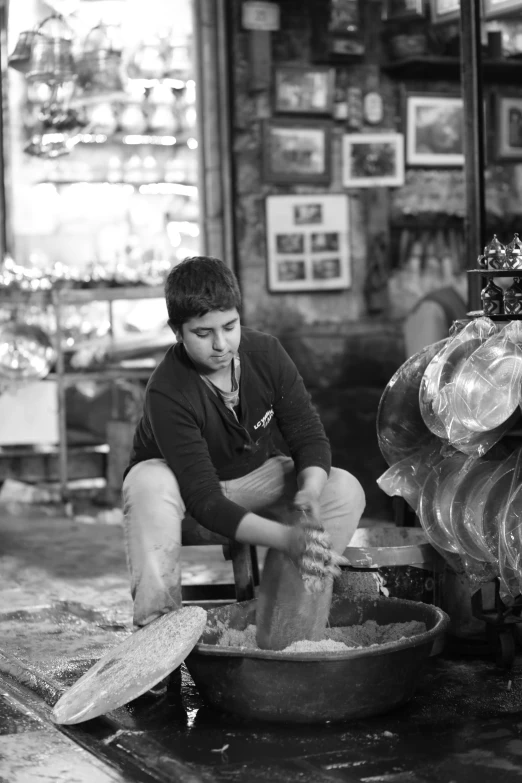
xmin=253 ymin=408 xmax=274 ymax=430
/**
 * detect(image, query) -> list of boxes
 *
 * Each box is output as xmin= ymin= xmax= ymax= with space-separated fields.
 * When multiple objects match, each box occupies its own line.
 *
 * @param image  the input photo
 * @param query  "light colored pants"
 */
xmin=123 ymin=456 xmax=366 ymax=627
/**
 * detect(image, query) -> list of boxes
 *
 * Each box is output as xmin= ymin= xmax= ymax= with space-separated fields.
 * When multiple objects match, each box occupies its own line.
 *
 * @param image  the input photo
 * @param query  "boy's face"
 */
xmin=175 ymin=308 xmax=241 ymax=376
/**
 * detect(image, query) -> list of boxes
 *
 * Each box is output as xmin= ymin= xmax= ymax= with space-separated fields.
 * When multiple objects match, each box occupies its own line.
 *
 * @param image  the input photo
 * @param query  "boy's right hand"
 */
xmin=283 ymin=522 xmax=348 ymax=593
xmin=283 ymin=522 xmax=331 ymax=569
xmin=282 ymin=509 xmax=323 ymax=566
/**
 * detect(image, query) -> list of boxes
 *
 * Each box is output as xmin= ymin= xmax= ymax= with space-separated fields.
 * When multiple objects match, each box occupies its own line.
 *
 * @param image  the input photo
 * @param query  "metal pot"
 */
xmin=185 ymin=597 xmax=448 ymax=723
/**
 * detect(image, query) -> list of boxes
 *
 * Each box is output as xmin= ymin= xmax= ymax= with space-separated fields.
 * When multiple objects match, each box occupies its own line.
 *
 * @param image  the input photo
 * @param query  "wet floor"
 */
xmin=2 ymin=509 xmax=522 ymax=782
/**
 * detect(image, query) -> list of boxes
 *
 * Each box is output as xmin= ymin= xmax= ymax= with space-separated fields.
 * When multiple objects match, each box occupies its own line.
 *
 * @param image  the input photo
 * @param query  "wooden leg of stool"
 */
xmin=229 ymin=542 xmax=256 ymax=602
xmin=250 ymin=546 xmax=260 ymax=585
xmin=393 ymin=497 xmax=407 ymax=526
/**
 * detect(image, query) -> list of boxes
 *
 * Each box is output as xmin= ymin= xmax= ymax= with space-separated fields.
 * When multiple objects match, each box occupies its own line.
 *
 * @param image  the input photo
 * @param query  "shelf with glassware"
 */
xmin=33 ymin=135 xmax=198 ymax=190
xmin=27 ymin=131 xmax=196 ymax=150
xmin=56 ymin=285 xmax=164 ymax=303
xmin=22 ymin=77 xmax=198 ymax=158
xmin=0 ymin=284 xmax=164 ymax=306
xmin=37 ymin=181 xmax=198 ymax=195
xmin=0 ymin=283 xmax=164 ymax=494
xmin=16 ymin=7 xmax=197 ymax=156
xmin=73 ymin=132 xmax=194 ymax=146
xmin=382 ymin=55 xmax=522 ymax=82
xmin=4 ymin=5 xmax=197 ymax=482
xmin=49 ymin=284 xmax=166 ymax=503
xmin=48 ymin=365 xmax=154 ymax=384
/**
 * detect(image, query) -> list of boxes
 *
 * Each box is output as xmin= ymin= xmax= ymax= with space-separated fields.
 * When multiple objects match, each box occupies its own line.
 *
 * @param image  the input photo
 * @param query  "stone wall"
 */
xmin=228 ymin=0 xmax=394 ymax=328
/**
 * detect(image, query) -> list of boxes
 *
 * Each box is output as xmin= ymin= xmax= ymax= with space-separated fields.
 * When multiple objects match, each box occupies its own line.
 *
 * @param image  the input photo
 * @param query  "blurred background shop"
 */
xmin=0 ymin=0 xmax=204 ymax=509
xmin=1 ymin=0 xmax=522 ymax=519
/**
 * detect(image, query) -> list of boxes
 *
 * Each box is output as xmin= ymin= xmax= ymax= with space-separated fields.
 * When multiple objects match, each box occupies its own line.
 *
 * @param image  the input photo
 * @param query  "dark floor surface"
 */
xmin=3 ymin=618 xmax=522 ymax=783
xmin=2 ymin=508 xmax=522 ymax=782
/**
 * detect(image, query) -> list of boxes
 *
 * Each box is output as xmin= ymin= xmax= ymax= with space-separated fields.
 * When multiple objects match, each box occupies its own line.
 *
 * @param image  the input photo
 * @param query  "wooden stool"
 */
xmin=181 ymin=515 xmax=259 ymax=603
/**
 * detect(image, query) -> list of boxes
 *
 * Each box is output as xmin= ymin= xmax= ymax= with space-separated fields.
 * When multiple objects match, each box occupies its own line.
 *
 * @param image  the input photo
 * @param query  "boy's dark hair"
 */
xmin=164 ymin=256 xmax=241 ymax=327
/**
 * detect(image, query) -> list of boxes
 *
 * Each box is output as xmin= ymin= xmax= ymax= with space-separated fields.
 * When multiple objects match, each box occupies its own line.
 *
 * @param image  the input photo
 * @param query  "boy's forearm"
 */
xmin=235 ymin=512 xmax=290 ymax=551
xmin=296 ymin=466 xmax=328 ymax=498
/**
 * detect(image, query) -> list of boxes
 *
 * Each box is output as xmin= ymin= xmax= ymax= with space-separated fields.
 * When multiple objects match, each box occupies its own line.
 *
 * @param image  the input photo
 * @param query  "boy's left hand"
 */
xmin=293 ymin=490 xmax=321 ymax=528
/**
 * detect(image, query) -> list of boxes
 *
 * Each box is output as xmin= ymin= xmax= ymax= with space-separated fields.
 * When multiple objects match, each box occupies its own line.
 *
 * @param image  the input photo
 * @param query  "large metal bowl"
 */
xmin=185 ymin=597 xmax=449 ymax=724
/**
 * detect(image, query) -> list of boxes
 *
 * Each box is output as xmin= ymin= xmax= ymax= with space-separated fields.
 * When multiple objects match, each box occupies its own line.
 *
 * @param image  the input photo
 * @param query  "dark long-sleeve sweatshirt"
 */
xmin=125 ymin=326 xmax=331 ymax=539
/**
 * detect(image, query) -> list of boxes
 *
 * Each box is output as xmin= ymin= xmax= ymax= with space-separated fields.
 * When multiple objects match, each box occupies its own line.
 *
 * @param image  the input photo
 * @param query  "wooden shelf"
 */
xmin=0 ymin=442 xmax=108 ymax=457
xmin=49 ymin=366 xmax=154 ymax=385
xmin=390 ymin=214 xmax=464 ymax=228
xmin=74 ymin=132 xmax=193 ymax=147
xmin=390 ymin=215 xmax=521 ymax=232
xmin=0 ymin=285 xmax=164 ymax=306
xmin=0 ymin=289 xmax=51 ymax=306
xmin=382 ymin=55 xmax=522 ymax=81
xmin=53 ymin=285 xmax=164 ymax=304
xmin=37 ymin=180 xmax=198 ymax=193
xmin=0 ymin=442 xmax=107 ymax=484
xmin=467 ymin=269 xmax=522 ymax=276
xmin=467 ymin=309 xmax=522 ymax=321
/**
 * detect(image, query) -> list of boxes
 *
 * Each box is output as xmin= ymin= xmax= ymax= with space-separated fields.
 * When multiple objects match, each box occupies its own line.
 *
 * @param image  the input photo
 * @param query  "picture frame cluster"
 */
xmin=263 ymin=72 xmax=522 ymax=188
xmin=265 ymin=63 xmax=408 ymax=189
xmin=264 ymin=65 xmax=335 ymax=185
xmin=262 ymin=15 xmax=522 ymax=293
xmin=265 ymin=194 xmax=351 ymax=293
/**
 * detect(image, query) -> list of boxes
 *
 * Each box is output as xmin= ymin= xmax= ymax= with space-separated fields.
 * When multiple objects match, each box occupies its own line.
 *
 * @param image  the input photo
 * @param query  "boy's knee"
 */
xmin=329 ymin=468 xmax=366 ymax=516
xmin=124 ymin=460 xmax=180 ymax=501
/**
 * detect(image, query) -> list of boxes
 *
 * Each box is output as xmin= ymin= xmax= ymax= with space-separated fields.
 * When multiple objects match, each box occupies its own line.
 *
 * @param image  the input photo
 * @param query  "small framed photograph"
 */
xmin=262 ymin=119 xmax=332 ymax=184
xmin=495 ymin=95 xmax=522 ymax=160
xmin=328 ymin=0 xmax=360 ymax=33
xmin=294 ymin=203 xmax=324 ymax=224
xmin=405 ymin=93 xmax=464 ymax=166
xmin=342 ymin=132 xmax=405 ymax=188
xmin=484 ymin=0 xmax=522 ymax=18
xmin=273 ymin=65 xmax=335 ymax=115
xmin=266 ymin=194 xmax=351 ymax=292
xmin=275 ymin=233 xmax=305 ymax=254
xmin=383 ymin=0 xmax=425 ymax=20
xmin=429 ymin=0 xmax=460 ymax=24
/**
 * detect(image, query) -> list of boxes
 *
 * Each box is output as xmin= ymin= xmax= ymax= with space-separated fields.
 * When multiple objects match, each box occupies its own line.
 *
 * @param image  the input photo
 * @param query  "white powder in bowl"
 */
xmin=282 ymin=638 xmax=353 ymax=653
xmin=212 ymin=619 xmax=426 ymax=654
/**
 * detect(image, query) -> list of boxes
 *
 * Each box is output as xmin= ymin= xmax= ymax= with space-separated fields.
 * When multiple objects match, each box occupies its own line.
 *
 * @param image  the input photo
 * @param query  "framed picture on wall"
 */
xmin=265 ymin=193 xmax=351 ymax=292
xmin=382 ymin=0 xmax=425 ymax=20
xmin=327 ymin=0 xmax=360 ymax=33
xmin=405 ymin=93 xmax=464 ymax=166
xmin=495 ymin=95 xmax=522 ymax=160
xmin=429 ymin=0 xmax=460 ymax=24
xmin=342 ymin=132 xmax=405 ymax=187
xmin=273 ymin=65 xmax=335 ymax=115
xmin=484 ymin=0 xmax=522 ymax=18
xmin=262 ymin=119 xmax=332 ymax=184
